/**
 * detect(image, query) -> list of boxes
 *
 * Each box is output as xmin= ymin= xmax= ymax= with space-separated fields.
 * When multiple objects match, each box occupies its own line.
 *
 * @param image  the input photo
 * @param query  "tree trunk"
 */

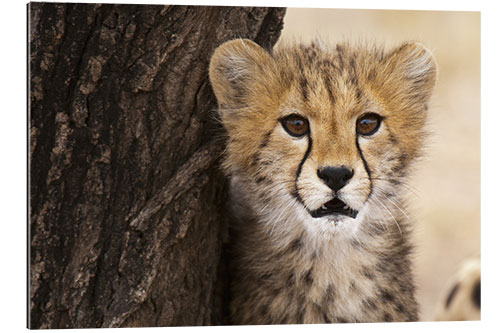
xmin=28 ymin=3 xmax=285 ymax=328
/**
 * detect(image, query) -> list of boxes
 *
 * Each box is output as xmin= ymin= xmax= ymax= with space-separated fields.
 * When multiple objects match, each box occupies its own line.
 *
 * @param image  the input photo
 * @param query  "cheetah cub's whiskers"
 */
xmin=209 ymin=38 xmax=437 ymax=324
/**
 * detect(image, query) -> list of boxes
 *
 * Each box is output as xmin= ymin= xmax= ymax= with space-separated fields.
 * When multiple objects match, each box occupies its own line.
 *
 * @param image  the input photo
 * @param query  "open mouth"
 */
xmin=310 ymin=197 xmax=358 ymax=219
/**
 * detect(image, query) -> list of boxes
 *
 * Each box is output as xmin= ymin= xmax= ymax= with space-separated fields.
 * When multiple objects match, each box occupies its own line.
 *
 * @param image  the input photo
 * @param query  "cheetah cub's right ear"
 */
xmin=209 ymin=39 xmax=272 ymax=111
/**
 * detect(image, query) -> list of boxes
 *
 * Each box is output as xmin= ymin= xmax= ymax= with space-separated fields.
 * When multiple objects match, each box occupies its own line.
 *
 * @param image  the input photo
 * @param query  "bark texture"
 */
xmin=28 ymin=3 xmax=285 ymax=328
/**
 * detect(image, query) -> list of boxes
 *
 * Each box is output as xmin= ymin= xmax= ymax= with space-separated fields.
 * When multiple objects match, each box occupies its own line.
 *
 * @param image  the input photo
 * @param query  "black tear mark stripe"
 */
xmin=355 ymin=137 xmax=373 ymax=197
xmin=293 ymin=135 xmax=313 ymax=205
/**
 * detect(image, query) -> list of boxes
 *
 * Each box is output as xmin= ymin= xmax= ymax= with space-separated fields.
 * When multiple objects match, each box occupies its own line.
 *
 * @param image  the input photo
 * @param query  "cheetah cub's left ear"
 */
xmin=209 ymin=39 xmax=272 ymax=110
xmin=384 ymin=41 xmax=438 ymax=104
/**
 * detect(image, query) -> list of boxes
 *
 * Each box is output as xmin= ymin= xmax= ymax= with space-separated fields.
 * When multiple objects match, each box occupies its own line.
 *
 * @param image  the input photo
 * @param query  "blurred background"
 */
xmin=279 ymin=8 xmax=480 ymax=321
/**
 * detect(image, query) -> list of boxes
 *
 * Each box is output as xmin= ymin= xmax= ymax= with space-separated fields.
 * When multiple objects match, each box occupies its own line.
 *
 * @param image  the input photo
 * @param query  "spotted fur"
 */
xmin=209 ymin=39 xmax=437 ymax=324
xmin=435 ymin=258 xmax=481 ymax=321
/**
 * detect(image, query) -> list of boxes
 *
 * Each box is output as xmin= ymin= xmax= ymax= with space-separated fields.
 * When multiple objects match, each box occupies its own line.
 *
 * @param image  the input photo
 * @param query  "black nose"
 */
xmin=317 ymin=166 xmax=354 ymax=192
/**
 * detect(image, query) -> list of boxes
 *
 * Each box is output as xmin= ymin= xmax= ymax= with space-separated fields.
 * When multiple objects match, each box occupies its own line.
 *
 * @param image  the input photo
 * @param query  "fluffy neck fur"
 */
xmin=228 ymin=175 xmax=418 ymax=324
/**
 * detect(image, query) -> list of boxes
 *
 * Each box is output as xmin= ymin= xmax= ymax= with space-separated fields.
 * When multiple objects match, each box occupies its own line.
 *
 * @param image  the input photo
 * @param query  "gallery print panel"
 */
xmin=28 ymin=2 xmax=480 ymax=328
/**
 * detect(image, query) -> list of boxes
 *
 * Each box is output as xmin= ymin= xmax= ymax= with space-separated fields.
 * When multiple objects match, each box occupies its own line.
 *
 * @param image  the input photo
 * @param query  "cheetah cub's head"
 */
xmin=209 ymin=39 xmax=436 ymax=237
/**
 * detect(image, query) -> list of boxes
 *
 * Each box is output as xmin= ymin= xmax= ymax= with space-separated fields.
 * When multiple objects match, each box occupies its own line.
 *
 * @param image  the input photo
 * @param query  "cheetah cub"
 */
xmin=435 ymin=258 xmax=480 ymax=321
xmin=209 ymin=39 xmax=437 ymax=324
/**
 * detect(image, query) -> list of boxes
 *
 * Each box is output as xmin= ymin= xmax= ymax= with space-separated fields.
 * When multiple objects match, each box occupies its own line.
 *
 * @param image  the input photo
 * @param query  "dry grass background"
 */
xmin=279 ymin=8 xmax=480 ymax=321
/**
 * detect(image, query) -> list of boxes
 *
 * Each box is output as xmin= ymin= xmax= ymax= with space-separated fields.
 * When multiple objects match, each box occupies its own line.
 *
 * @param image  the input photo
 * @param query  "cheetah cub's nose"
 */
xmin=317 ymin=166 xmax=354 ymax=192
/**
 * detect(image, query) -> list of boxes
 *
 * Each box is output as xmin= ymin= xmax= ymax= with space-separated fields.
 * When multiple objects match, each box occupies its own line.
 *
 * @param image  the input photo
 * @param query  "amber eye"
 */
xmin=281 ymin=114 xmax=309 ymax=137
xmin=356 ymin=113 xmax=382 ymax=136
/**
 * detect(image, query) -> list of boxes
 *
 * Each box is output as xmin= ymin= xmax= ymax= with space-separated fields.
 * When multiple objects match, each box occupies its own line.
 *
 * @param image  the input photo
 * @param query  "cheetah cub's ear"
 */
xmin=383 ymin=42 xmax=438 ymax=105
xmin=209 ymin=39 xmax=272 ymax=110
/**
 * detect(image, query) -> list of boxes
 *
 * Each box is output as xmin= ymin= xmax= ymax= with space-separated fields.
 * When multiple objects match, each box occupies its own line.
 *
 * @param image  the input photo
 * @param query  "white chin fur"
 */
xmin=301 ymin=210 xmax=362 ymax=239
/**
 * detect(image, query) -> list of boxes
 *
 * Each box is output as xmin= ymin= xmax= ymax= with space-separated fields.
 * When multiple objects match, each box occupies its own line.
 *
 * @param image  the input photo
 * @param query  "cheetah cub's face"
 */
xmin=210 ymin=39 xmax=436 ymax=237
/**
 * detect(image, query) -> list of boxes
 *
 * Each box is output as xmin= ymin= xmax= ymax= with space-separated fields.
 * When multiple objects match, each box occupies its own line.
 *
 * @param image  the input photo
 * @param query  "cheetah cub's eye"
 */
xmin=356 ymin=113 xmax=382 ymax=136
xmin=281 ymin=114 xmax=309 ymax=137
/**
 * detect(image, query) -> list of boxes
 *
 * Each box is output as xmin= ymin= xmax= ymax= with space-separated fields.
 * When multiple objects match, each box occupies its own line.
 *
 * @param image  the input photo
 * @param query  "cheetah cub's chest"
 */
xmin=209 ymin=39 xmax=437 ymax=324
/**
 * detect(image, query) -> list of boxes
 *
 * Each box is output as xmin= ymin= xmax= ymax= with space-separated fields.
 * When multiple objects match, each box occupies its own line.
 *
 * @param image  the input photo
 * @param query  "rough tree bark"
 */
xmin=28 ymin=3 xmax=285 ymax=328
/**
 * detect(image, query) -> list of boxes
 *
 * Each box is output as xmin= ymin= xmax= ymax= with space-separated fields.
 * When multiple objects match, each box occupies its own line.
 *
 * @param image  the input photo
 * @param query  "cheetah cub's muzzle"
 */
xmin=310 ymin=166 xmax=358 ymax=219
